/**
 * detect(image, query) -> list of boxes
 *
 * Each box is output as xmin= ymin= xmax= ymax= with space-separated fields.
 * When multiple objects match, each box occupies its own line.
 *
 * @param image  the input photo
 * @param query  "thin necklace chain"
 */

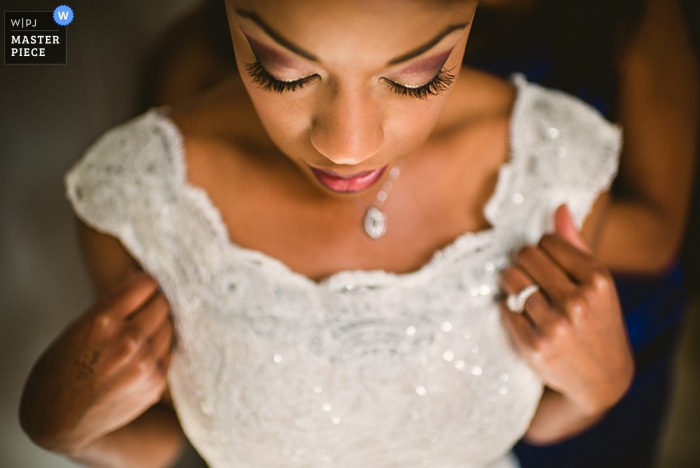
xmin=356 ymin=163 xmax=403 ymax=240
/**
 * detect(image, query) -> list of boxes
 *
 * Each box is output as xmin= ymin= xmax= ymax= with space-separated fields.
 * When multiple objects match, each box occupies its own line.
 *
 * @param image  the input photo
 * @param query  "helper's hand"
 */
xmin=500 ymin=205 xmax=634 ymax=417
xmin=20 ymin=271 xmax=174 ymax=455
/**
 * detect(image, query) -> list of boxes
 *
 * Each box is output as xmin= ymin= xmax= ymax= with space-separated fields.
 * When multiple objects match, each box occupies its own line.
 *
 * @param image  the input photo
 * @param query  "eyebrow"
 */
xmin=235 ymin=9 xmax=469 ymax=66
xmin=387 ymin=23 xmax=469 ymax=65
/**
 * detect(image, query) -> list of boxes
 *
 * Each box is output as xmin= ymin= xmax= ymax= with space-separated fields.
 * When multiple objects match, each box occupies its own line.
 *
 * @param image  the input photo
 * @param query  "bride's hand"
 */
xmin=19 ymin=271 xmax=174 ymax=455
xmin=499 ymin=205 xmax=634 ymax=417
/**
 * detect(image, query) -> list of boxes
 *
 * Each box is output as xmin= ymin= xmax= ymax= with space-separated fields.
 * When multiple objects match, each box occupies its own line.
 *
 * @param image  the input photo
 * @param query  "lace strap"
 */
xmin=486 ymin=78 xmax=621 ymax=244
xmin=64 ymin=110 xmax=179 ymax=274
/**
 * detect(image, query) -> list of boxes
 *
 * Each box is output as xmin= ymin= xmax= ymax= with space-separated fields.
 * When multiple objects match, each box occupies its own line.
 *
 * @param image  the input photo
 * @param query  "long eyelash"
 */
xmin=244 ymin=59 xmax=455 ymax=98
xmin=387 ymin=67 xmax=456 ymax=99
xmin=244 ymin=60 xmax=312 ymax=93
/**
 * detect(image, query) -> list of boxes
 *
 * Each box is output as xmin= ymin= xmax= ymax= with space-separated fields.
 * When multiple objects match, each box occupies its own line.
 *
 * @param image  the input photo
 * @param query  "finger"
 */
xmin=149 ymin=320 xmax=174 ymax=361
xmin=105 ymin=272 xmax=159 ymax=319
xmin=501 ymin=265 xmax=553 ymax=327
xmin=129 ymin=293 xmax=170 ymax=338
xmin=516 ymin=244 xmax=576 ymax=300
xmin=538 ymin=233 xmax=598 ymax=284
xmin=499 ymin=302 xmax=537 ymax=353
xmin=554 ymin=204 xmax=592 ymax=254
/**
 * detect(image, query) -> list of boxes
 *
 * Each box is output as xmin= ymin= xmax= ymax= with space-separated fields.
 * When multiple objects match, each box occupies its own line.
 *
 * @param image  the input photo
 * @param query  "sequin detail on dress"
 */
xmin=65 ymin=76 xmax=620 ymax=468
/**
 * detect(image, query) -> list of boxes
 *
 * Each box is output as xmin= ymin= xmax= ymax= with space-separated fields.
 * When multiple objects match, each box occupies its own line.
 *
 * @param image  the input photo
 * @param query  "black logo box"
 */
xmin=5 ymin=11 xmax=67 ymax=65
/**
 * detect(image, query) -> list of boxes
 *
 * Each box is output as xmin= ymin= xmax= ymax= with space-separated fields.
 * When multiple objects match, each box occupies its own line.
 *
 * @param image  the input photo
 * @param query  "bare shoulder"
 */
xmin=461 ymin=68 xmax=516 ymax=114
xmin=164 ymin=77 xmax=280 ymax=197
xmin=441 ymin=68 xmax=516 ymax=131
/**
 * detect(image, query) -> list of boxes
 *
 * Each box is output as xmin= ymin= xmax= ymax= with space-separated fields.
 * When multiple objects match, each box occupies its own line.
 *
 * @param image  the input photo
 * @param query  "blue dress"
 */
xmin=467 ymin=17 xmax=687 ymax=467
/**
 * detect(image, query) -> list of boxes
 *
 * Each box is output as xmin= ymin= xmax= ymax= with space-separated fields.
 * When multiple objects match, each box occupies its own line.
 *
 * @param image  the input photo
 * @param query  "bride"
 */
xmin=20 ymin=1 xmax=633 ymax=467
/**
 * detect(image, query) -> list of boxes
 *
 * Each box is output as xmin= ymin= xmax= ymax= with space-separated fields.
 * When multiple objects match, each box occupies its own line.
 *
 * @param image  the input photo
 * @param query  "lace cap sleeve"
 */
xmin=489 ymin=77 xmax=622 ymax=243
xmin=64 ymin=110 xmax=176 ymax=265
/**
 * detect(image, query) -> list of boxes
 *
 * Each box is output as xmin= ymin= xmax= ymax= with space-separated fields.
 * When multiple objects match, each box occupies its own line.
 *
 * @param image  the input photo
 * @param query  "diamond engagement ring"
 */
xmin=506 ymin=285 xmax=540 ymax=313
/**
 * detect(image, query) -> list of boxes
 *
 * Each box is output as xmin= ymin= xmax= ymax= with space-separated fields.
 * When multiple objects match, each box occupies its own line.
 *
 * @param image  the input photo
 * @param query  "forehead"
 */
xmin=229 ymin=0 xmax=477 ymax=61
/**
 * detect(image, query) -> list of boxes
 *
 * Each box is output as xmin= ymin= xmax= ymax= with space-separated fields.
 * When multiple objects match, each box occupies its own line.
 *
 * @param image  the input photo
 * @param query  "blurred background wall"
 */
xmin=0 ymin=1 xmax=698 ymax=467
xmin=0 ymin=1 xmax=205 ymax=466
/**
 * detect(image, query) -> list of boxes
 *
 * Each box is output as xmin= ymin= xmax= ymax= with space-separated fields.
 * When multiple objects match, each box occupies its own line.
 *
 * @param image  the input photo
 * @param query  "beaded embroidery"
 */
xmin=65 ymin=76 xmax=620 ymax=468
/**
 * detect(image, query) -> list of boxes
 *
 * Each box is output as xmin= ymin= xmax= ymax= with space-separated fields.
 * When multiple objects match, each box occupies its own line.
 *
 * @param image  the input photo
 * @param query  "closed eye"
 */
xmin=244 ymin=60 xmax=317 ymax=93
xmin=245 ymin=59 xmax=456 ymax=99
xmin=382 ymin=67 xmax=456 ymax=99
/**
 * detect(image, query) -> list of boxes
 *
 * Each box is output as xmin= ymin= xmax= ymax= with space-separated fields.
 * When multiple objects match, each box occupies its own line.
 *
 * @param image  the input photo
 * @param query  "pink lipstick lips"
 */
xmin=310 ymin=166 xmax=386 ymax=193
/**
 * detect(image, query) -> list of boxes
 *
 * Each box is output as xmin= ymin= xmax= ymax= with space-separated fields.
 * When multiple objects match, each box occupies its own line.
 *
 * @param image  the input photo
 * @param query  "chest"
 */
xmin=184 ymin=127 xmax=508 ymax=282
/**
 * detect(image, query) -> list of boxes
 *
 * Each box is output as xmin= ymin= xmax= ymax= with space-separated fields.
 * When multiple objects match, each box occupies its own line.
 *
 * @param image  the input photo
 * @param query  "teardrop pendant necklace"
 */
xmin=359 ymin=163 xmax=403 ymax=240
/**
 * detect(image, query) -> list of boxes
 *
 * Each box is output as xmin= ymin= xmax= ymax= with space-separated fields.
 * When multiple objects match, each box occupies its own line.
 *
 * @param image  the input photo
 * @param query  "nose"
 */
xmin=309 ymin=86 xmax=385 ymax=166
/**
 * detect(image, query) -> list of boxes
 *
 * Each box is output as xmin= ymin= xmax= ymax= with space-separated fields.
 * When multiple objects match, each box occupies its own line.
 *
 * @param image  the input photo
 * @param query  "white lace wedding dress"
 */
xmin=65 ymin=76 xmax=620 ymax=468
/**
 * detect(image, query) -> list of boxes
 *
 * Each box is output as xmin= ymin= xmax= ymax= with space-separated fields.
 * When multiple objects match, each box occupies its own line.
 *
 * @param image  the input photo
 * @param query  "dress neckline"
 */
xmin=149 ymin=75 xmax=530 ymax=291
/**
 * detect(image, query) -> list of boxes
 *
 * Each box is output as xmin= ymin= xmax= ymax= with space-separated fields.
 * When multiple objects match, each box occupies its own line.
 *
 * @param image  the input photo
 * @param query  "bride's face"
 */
xmin=226 ymin=0 xmax=477 ymax=195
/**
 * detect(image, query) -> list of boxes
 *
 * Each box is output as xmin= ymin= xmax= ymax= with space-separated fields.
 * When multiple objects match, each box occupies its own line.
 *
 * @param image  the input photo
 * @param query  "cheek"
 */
xmin=245 ymin=86 xmax=313 ymax=152
xmin=384 ymin=99 xmax=446 ymax=153
xmin=238 ymin=55 xmax=451 ymax=163
xmin=247 ymin=88 xmax=449 ymax=162
xmin=231 ymin=32 xmax=309 ymax=143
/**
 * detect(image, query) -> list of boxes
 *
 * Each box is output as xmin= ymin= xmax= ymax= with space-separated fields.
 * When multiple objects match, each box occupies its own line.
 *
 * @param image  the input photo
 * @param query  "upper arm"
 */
xmin=581 ymin=190 xmax=611 ymax=255
xmin=76 ymin=217 xmax=141 ymax=299
xmin=616 ymin=0 xmax=699 ymax=231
